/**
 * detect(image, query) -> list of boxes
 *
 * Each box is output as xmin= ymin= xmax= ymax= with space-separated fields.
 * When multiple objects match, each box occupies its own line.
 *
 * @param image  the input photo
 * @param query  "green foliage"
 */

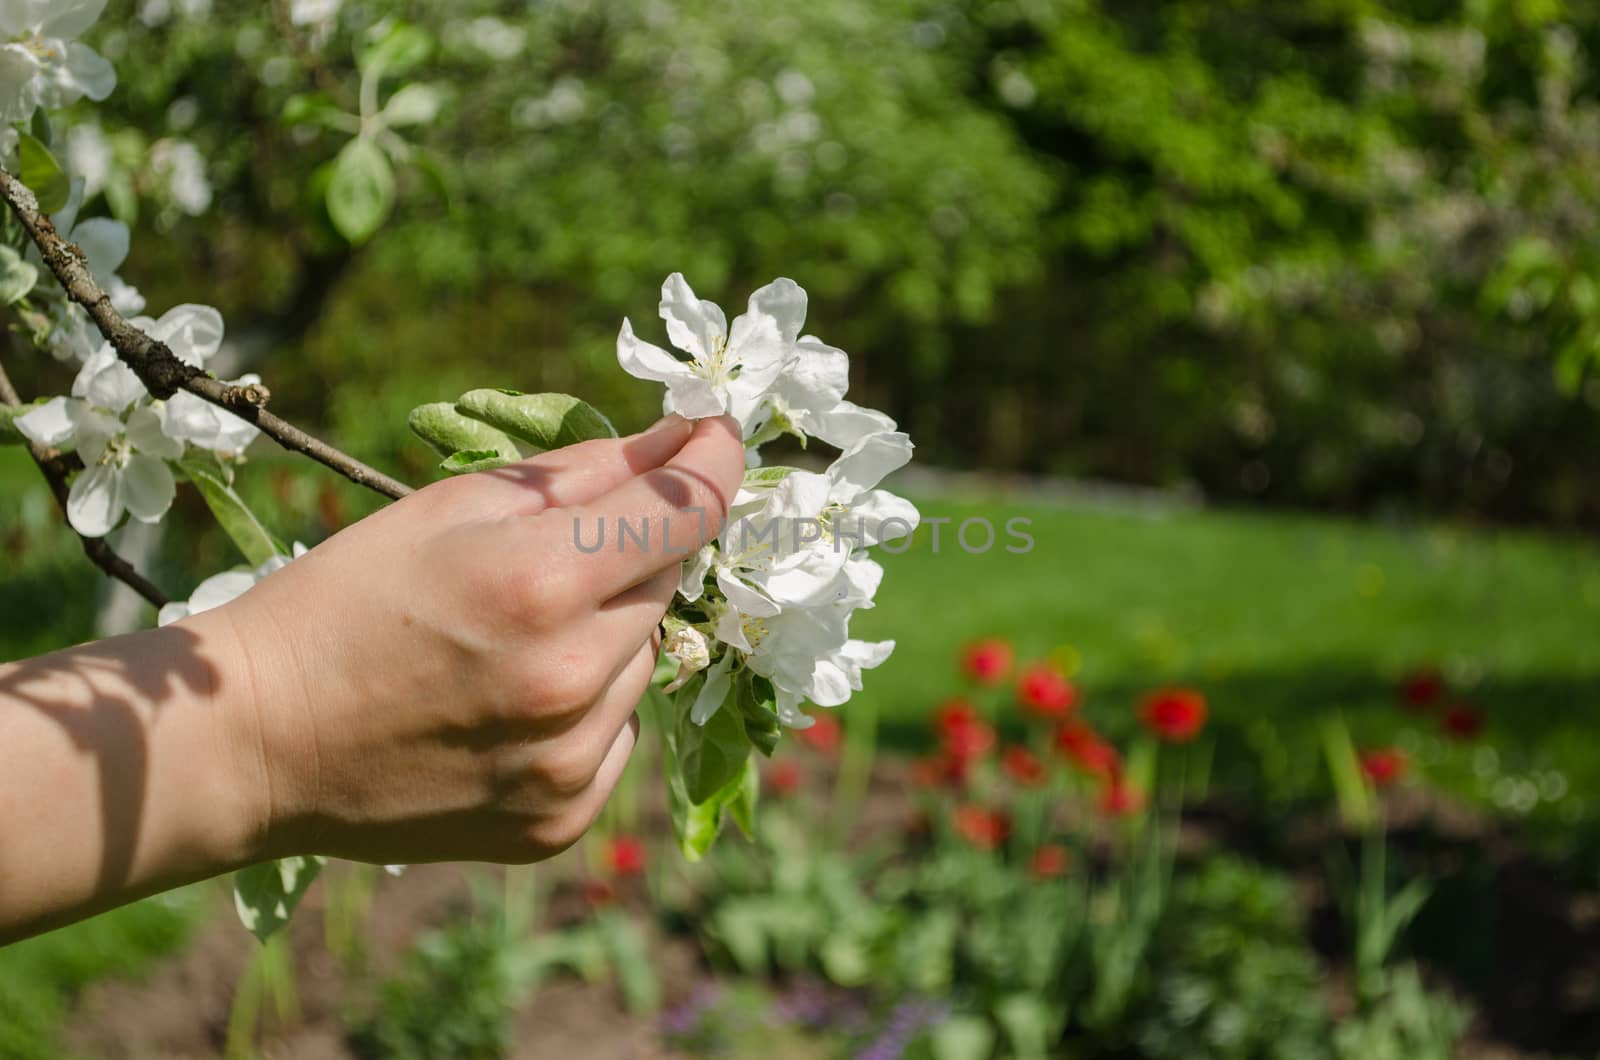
xmin=452 ymin=389 xmax=618 ymax=451
xmin=233 ymin=855 xmax=327 ymax=943
xmin=349 ymin=910 xmax=519 ymax=1060
xmin=1132 ymin=857 xmax=1331 ymax=1060
xmin=15 ymin=132 xmax=69 ymax=214
xmin=178 ymin=454 xmax=288 ymax=568
xmin=327 ymin=138 xmax=395 ymax=245
xmin=0 ymin=893 xmax=201 ymax=1060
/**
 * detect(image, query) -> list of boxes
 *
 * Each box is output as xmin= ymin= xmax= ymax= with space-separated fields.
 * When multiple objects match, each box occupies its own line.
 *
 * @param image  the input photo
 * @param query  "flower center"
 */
xmin=18 ymin=32 xmax=58 ymax=61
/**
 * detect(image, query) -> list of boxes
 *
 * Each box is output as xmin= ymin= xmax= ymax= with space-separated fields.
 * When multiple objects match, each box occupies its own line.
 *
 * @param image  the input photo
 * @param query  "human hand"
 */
xmin=197 ymin=413 xmax=743 ymax=866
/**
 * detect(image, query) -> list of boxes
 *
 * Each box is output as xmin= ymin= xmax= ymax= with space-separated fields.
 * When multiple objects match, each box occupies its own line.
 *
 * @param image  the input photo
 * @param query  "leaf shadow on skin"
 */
xmin=0 ymin=626 xmax=215 ymax=935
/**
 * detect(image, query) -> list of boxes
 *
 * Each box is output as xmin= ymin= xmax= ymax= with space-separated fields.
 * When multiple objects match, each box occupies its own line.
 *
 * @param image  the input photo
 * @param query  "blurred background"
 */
xmin=3 ymin=1 xmax=1600 ymax=1058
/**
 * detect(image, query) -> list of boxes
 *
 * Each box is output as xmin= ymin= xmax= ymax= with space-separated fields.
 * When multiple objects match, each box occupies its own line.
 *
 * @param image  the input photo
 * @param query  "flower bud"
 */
xmin=662 ymin=626 xmax=711 ymax=692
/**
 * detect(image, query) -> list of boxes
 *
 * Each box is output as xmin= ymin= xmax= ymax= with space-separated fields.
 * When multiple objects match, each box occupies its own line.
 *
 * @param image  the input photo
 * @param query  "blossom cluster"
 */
xmin=1 ymin=0 xmax=253 ymax=539
xmin=15 ymin=302 xmax=259 ymax=536
xmin=618 ymin=274 xmax=920 ymax=730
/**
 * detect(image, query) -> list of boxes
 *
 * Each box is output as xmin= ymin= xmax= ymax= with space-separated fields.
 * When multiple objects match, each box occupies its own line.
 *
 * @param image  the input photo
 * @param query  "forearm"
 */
xmin=0 ymin=613 xmax=267 ymax=942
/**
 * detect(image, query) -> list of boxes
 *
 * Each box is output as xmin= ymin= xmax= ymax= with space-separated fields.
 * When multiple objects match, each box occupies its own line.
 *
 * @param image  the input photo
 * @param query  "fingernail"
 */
xmin=643 ymin=413 xmax=689 ymax=435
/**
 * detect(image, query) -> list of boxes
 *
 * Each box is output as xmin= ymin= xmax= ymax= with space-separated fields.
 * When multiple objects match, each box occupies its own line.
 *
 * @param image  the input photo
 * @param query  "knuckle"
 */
xmin=503 ymin=554 xmax=584 ymax=623
xmin=527 ymin=809 xmax=590 ymax=855
xmin=537 ymin=655 xmax=605 ymax=715
xmin=539 ymin=742 xmax=599 ymax=798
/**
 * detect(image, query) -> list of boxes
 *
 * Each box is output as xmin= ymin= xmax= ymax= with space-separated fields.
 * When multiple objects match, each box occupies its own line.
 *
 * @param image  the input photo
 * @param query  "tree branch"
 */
xmin=0 ymin=166 xmax=414 ymax=501
xmin=0 ymin=358 xmax=170 ymax=609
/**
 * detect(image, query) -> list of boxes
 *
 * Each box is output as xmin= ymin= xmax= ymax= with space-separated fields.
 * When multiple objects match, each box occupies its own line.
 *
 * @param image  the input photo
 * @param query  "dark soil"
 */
xmin=58 ymin=767 xmax=1600 ymax=1059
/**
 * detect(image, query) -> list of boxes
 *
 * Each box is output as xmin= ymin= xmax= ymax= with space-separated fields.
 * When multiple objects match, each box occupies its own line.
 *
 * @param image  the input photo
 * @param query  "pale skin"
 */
xmin=0 ymin=413 xmax=744 ymax=943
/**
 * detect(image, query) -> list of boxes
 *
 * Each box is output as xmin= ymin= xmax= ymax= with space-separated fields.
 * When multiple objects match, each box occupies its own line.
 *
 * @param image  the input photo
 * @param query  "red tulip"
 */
xmin=1052 ymin=723 xmax=1121 ymax=779
xmin=1097 ymin=778 xmax=1146 ymax=818
xmin=936 ymin=698 xmax=995 ymax=761
xmin=1017 ymin=663 xmax=1077 ymax=718
xmin=767 ymin=759 xmax=804 ymax=796
xmin=962 ymin=638 xmax=1014 ymax=685
xmin=952 ymin=804 xmax=1008 ymax=850
xmin=797 ymin=712 xmax=842 ymax=754
xmin=911 ymin=753 xmax=968 ymax=789
xmin=1139 ymin=687 xmax=1208 ymax=743
xmin=1359 ymin=747 xmax=1408 ymax=788
xmin=1001 ymin=745 xmax=1047 ymax=787
xmin=582 ymin=879 xmax=617 ymax=907
xmin=1399 ymin=668 xmax=1445 ymax=712
xmin=1030 ymin=843 xmax=1072 ymax=879
xmin=605 ymin=836 xmax=647 ymax=876
xmin=1441 ymin=703 xmax=1484 ymax=741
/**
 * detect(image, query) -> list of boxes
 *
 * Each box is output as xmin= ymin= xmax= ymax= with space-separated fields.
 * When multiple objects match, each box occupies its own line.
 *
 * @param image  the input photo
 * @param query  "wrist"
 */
xmin=188 ymin=603 xmax=300 ymax=866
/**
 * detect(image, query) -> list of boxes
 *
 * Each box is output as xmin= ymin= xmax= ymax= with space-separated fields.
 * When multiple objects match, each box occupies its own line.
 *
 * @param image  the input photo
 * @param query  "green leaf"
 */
xmin=180 ymin=456 xmax=287 ymax=567
xmin=29 ymin=108 xmax=51 ymax=150
xmin=0 ymin=245 xmax=37 ymax=305
xmin=736 ymin=671 xmax=782 ymax=757
xmin=595 ymin=910 xmax=661 ymax=1013
xmin=234 ymin=856 xmax=326 ymax=942
xmin=651 ymin=685 xmax=755 ymax=862
xmin=741 ymin=465 xmax=801 ymax=487
xmin=932 ymin=1015 xmax=997 ymax=1060
xmin=727 ymin=758 xmax=758 ymax=839
xmin=17 ymin=133 xmax=70 ymax=214
xmin=382 ymin=83 xmax=447 ymax=127
xmin=407 ymin=401 xmax=522 ymax=459
xmin=439 ymin=448 xmax=514 ymax=475
xmin=326 ymin=137 xmax=394 ymax=245
xmin=677 ymin=679 xmax=753 ymax=804
xmin=104 ymin=171 xmax=138 ymax=226
xmin=282 ymin=92 xmax=356 ymax=131
xmin=455 ymin=389 xmax=618 ymax=452
xmin=359 ymin=23 xmax=434 ymax=80
xmin=0 ymin=399 xmax=47 ymax=445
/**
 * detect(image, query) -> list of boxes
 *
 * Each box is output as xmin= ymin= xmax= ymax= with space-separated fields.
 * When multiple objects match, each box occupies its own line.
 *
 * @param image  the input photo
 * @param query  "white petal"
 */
xmin=616 ymin=317 xmax=689 ymax=382
xmin=0 ymin=44 xmax=39 ymax=124
xmin=812 ymin=400 xmax=897 ymax=450
xmin=663 ymin=376 xmax=729 ymax=419
xmin=658 ymin=273 xmax=726 ymax=360
xmin=156 ymin=602 xmax=191 ymax=627
xmin=66 ymin=460 xmax=122 ymax=537
xmin=126 ymin=405 xmax=184 ymax=460
xmin=187 ymin=570 xmax=258 ymax=614
xmin=73 ymin=349 xmax=146 ymax=410
xmin=742 ymin=278 xmax=807 ymax=345
xmin=677 ymin=544 xmax=714 ymax=602
xmin=763 ymin=471 xmax=832 ymax=519
xmin=41 ymin=0 xmax=107 ymax=39
xmin=15 ymin=395 xmax=82 ymax=447
xmin=689 ymin=652 xmax=735 ymax=725
xmin=71 ymin=407 xmax=121 ymax=464
xmin=827 ymin=431 xmax=913 ymax=503
xmin=121 ymin=452 xmax=175 ymax=522
xmin=716 ymin=568 xmax=780 ymax=617
xmin=61 ymin=42 xmax=115 ymax=102
xmin=70 ymin=217 xmax=129 ymax=279
xmin=842 ymin=638 xmax=895 ymax=672
xmin=153 ymin=304 xmax=225 ymax=366
xmin=839 ymin=489 xmax=920 ymax=548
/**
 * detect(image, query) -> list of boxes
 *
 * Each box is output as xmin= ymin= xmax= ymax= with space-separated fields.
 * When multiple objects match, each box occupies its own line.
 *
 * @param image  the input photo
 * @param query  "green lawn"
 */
xmin=855 ymin=486 xmax=1600 ymax=832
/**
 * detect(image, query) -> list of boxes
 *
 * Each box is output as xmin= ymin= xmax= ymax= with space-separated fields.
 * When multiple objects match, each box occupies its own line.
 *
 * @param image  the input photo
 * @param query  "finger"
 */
xmin=592 ymin=565 xmax=678 ymax=666
xmin=573 ymin=713 xmax=642 ymax=824
xmin=446 ymin=415 xmax=695 ymax=519
xmin=559 ymin=415 xmax=745 ymax=600
xmin=573 ymin=637 xmax=659 ymax=757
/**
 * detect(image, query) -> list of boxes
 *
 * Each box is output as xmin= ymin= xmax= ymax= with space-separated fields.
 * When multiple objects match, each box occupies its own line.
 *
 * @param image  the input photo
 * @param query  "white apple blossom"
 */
xmin=621 ymin=274 xmax=919 ymax=737
xmin=617 ymin=273 xmax=803 ymax=420
xmin=42 ymin=182 xmax=146 ymax=362
xmin=157 ymin=543 xmax=308 ymax=626
xmin=0 ymin=0 xmax=116 ymax=125
xmin=15 ymin=350 xmax=182 ymax=537
xmin=149 ymin=138 xmax=212 ymax=216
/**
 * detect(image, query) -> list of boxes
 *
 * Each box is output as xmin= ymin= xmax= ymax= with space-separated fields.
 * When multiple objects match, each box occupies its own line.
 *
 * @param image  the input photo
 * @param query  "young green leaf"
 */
xmin=16 ymin=133 xmax=70 ymax=214
xmin=233 ymin=856 xmax=326 ymax=942
xmin=382 ymin=83 xmax=447 ymax=127
xmin=358 ymin=23 xmax=434 ymax=80
xmin=439 ymin=448 xmax=515 ymax=475
xmin=326 ymin=137 xmax=395 ymax=245
xmin=0 ymin=245 xmax=38 ymax=305
xmin=407 ymin=401 xmax=522 ymax=460
xmin=677 ymin=680 xmax=753 ymax=804
xmin=741 ymin=465 xmax=801 ymax=487
xmin=455 ymin=389 xmax=618 ymax=452
xmin=180 ymin=456 xmax=288 ymax=567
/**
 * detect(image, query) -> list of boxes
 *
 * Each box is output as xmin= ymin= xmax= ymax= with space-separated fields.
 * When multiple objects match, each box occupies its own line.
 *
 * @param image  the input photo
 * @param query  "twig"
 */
xmin=0 ymin=358 xmax=170 ymax=608
xmin=0 ymin=166 xmax=414 ymax=501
